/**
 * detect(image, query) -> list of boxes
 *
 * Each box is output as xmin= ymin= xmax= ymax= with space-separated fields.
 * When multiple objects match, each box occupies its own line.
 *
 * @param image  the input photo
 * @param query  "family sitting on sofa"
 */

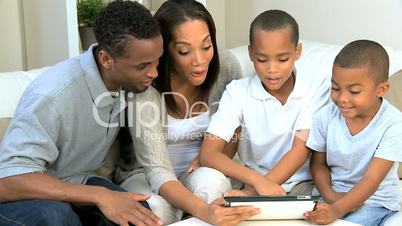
xmin=0 ymin=0 xmax=400 ymax=226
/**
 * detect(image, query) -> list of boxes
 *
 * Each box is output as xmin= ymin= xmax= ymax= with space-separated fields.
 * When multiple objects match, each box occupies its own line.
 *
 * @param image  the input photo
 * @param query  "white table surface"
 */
xmin=168 ymin=217 xmax=362 ymax=226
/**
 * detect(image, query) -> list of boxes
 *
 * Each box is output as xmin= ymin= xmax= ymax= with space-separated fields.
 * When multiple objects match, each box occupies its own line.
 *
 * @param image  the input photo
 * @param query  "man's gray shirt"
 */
xmin=0 ymin=45 xmax=121 ymax=184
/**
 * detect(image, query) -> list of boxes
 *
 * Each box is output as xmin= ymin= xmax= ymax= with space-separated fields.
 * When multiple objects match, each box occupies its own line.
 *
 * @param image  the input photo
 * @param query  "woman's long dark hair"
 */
xmin=153 ymin=0 xmax=220 ymax=114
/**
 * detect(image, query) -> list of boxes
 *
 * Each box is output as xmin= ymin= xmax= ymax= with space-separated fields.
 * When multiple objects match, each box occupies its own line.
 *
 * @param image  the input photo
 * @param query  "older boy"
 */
xmin=305 ymin=40 xmax=402 ymax=226
xmin=0 ymin=1 xmax=163 ymax=226
xmin=199 ymin=10 xmax=329 ymax=195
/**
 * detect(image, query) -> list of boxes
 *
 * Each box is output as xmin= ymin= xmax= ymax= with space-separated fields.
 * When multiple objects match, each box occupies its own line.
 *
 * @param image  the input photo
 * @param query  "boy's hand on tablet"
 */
xmin=254 ymin=179 xmax=286 ymax=196
xmin=323 ymin=191 xmax=346 ymax=204
xmin=224 ymin=188 xmax=257 ymax=197
xmin=304 ymin=203 xmax=340 ymax=225
xmin=208 ymin=198 xmax=260 ymax=226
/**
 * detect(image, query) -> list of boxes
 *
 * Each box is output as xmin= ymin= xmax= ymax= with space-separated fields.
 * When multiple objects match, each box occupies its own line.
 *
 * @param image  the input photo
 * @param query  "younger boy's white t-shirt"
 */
xmin=207 ymin=65 xmax=329 ymax=191
xmin=306 ymin=100 xmax=402 ymax=211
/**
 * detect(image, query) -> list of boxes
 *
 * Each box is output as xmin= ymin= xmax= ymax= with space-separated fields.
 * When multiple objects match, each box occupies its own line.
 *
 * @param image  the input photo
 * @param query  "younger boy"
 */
xmin=199 ymin=10 xmax=329 ymax=195
xmin=305 ymin=40 xmax=402 ymax=226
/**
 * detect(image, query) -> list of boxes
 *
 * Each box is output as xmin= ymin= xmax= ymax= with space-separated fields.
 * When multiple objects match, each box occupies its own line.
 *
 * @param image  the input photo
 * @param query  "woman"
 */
xmin=118 ymin=0 xmax=248 ymax=225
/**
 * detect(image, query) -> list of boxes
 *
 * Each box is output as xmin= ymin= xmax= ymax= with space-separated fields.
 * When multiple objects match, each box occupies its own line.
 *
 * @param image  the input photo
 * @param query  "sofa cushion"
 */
xmin=0 ymin=118 xmax=11 ymax=143
xmin=0 ymin=67 xmax=49 ymax=118
xmin=384 ymin=69 xmax=402 ymax=179
xmin=385 ymin=69 xmax=402 ymax=110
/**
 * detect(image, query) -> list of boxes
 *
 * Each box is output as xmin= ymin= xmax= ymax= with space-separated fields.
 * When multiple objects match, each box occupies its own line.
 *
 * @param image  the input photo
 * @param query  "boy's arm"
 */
xmin=221 ymin=126 xmax=242 ymax=159
xmin=265 ymin=130 xmax=310 ymax=184
xmin=306 ymin=157 xmax=394 ymax=224
xmin=189 ymin=126 xmax=241 ymax=173
xmin=331 ymin=157 xmax=394 ymax=216
xmin=199 ymin=133 xmax=285 ymax=195
xmin=309 ymin=150 xmax=339 ymax=203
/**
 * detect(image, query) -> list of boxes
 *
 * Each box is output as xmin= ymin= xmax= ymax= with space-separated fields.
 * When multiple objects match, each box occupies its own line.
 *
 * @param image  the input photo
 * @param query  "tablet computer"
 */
xmin=224 ymin=195 xmax=319 ymax=220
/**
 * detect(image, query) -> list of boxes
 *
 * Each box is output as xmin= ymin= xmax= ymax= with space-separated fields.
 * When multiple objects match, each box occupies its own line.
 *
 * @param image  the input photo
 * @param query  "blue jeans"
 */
xmin=0 ymin=176 xmax=150 ymax=226
xmin=342 ymin=203 xmax=396 ymax=226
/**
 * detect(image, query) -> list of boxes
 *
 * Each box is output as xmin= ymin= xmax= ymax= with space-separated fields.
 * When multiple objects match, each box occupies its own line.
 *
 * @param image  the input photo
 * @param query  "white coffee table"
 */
xmin=168 ymin=217 xmax=362 ymax=226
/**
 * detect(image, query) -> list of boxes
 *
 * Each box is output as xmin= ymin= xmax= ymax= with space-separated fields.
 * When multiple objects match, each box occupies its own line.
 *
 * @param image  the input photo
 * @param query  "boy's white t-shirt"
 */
xmin=306 ymin=100 xmax=402 ymax=211
xmin=207 ymin=65 xmax=330 ymax=191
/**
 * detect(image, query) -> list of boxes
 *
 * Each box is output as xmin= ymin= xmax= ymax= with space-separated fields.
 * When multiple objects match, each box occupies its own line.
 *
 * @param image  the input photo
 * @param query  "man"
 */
xmin=0 ymin=1 xmax=163 ymax=226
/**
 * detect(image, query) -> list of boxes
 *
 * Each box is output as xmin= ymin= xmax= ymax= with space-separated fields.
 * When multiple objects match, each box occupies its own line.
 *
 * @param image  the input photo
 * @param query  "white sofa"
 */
xmin=0 ymin=40 xmax=401 ymax=225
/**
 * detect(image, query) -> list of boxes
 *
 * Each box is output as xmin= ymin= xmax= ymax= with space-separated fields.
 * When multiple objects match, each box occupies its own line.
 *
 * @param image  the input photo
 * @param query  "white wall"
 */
xmin=23 ymin=0 xmax=79 ymax=70
xmin=0 ymin=0 xmax=79 ymax=71
xmin=150 ymin=0 xmax=165 ymax=10
xmin=225 ymin=0 xmax=402 ymax=50
xmin=0 ymin=0 xmax=26 ymax=71
xmin=205 ymin=0 xmax=226 ymax=48
xmin=225 ymin=0 xmax=255 ymax=49
xmin=3 ymin=0 xmax=401 ymax=71
xmin=150 ymin=0 xmax=226 ymax=47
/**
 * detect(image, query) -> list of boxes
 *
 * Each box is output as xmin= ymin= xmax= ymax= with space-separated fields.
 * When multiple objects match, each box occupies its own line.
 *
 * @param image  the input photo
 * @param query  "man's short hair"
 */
xmin=95 ymin=0 xmax=160 ymax=58
xmin=249 ymin=9 xmax=299 ymax=46
xmin=334 ymin=40 xmax=389 ymax=83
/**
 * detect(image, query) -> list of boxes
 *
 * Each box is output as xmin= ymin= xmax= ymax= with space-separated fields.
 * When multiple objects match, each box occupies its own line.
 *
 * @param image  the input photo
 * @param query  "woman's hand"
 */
xmin=188 ymin=155 xmax=200 ymax=173
xmin=208 ymin=198 xmax=260 ymax=226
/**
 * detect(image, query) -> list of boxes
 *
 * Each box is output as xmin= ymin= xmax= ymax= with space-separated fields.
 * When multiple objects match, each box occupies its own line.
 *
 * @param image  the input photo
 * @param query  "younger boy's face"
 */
xmin=248 ymin=28 xmax=301 ymax=94
xmin=331 ymin=65 xmax=388 ymax=121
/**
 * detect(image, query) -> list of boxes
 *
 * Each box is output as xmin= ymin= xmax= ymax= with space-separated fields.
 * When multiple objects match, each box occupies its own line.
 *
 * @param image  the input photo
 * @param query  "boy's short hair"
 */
xmin=249 ymin=9 xmax=299 ymax=46
xmin=334 ymin=40 xmax=389 ymax=83
xmin=95 ymin=1 xmax=160 ymax=58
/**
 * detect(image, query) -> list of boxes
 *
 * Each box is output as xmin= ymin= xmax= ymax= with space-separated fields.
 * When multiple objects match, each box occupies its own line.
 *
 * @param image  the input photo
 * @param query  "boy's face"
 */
xmin=248 ymin=28 xmax=301 ymax=94
xmin=331 ymin=65 xmax=389 ymax=120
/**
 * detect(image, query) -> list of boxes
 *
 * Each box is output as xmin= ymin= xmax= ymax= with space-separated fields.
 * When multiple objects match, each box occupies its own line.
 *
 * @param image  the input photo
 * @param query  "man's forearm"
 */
xmin=0 ymin=172 xmax=104 ymax=205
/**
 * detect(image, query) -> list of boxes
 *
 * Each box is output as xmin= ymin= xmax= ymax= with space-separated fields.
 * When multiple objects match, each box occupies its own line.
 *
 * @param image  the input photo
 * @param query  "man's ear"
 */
xmin=295 ymin=42 xmax=302 ymax=60
xmin=98 ymin=50 xmax=113 ymax=69
xmin=377 ymin=81 xmax=390 ymax=97
xmin=248 ymin=45 xmax=254 ymax=62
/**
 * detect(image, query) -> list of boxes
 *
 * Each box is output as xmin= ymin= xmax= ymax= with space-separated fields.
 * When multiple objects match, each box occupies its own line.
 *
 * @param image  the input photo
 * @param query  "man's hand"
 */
xmin=96 ymin=188 xmax=162 ymax=226
xmin=208 ymin=198 xmax=260 ymax=226
xmin=304 ymin=203 xmax=342 ymax=225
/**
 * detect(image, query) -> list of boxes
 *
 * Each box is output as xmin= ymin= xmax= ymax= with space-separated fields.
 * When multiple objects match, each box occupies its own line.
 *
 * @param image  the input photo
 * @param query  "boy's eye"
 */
xmin=331 ymin=86 xmax=340 ymax=91
xmin=279 ymin=58 xmax=289 ymax=62
xmin=257 ymin=58 xmax=266 ymax=63
xmin=350 ymin=90 xmax=361 ymax=95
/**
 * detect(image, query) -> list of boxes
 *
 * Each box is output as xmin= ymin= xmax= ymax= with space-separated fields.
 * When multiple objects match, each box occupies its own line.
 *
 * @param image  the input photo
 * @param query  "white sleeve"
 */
xmin=207 ymin=81 xmax=244 ymax=142
xmin=296 ymin=74 xmax=330 ymax=130
xmin=374 ymin=121 xmax=402 ymax=162
xmin=306 ymin=107 xmax=328 ymax=153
